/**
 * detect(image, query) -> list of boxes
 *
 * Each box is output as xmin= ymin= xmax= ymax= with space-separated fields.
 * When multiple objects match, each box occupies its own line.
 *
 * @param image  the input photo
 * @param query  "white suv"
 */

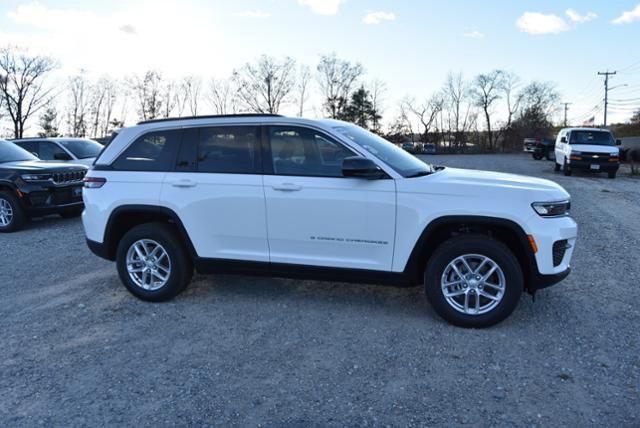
xmin=82 ymin=114 xmax=577 ymax=327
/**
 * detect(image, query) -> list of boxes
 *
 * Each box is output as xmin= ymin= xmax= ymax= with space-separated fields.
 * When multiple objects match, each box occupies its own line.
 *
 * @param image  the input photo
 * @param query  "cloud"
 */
xmin=362 ymin=11 xmax=395 ymax=25
xmin=118 ymin=24 xmax=137 ymax=35
xmin=612 ymin=4 xmax=640 ymax=24
xmin=565 ymin=9 xmax=597 ymax=23
xmin=298 ymin=0 xmax=343 ymax=16
xmin=463 ymin=30 xmax=485 ymax=39
xmin=516 ymin=12 xmax=570 ymax=35
xmin=233 ymin=10 xmax=271 ymax=18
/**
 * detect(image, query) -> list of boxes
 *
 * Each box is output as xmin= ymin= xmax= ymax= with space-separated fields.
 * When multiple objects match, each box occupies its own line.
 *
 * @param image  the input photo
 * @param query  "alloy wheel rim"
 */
xmin=441 ymin=254 xmax=506 ymax=315
xmin=0 ymin=198 xmax=13 ymax=227
xmin=126 ymin=239 xmax=172 ymax=291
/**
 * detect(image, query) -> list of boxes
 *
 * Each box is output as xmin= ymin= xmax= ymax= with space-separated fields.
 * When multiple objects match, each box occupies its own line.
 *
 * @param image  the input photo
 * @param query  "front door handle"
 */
xmin=272 ymin=183 xmax=302 ymax=192
xmin=172 ymin=179 xmax=197 ymax=188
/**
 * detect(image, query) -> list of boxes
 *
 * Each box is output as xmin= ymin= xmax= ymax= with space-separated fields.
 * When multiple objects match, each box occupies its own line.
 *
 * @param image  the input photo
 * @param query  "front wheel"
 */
xmin=116 ymin=223 xmax=193 ymax=301
xmin=532 ymin=153 xmax=543 ymax=160
xmin=424 ymin=235 xmax=523 ymax=328
xmin=563 ymin=160 xmax=572 ymax=176
xmin=0 ymin=190 xmax=25 ymax=233
xmin=608 ymin=170 xmax=617 ymax=179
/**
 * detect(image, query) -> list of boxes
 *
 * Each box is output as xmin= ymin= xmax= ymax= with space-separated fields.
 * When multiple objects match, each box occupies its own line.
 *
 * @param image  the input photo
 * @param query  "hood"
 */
xmin=406 ymin=167 xmax=570 ymax=202
xmin=0 ymin=160 xmax=88 ymax=172
xmin=569 ymin=144 xmax=618 ymax=154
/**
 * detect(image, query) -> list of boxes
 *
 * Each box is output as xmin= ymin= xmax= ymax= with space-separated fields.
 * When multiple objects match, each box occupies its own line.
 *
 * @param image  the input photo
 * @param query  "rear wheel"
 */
xmin=424 ymin=235 xmax=523 ymax=328
xmin=532 ymin=153 xmax=543 ymax=160
xmin=0 ymin=190 xmax=25 ymax=233
xmin=607 ymin=170 xmax=617 ymax=179
xmin=116 ymin=223 xmax=193 ymax=301
xmin=545 ymin=150 xmax=554 ymax=161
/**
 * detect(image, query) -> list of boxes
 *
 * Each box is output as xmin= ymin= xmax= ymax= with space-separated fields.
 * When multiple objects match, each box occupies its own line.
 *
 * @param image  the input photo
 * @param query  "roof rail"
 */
xmin=136 ymin=113 xmax=283 ymax=125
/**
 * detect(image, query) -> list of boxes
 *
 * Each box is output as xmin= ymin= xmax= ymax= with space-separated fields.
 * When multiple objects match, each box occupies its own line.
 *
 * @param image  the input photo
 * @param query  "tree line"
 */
xmin=2 ymin=45 xmax=618 ymax=152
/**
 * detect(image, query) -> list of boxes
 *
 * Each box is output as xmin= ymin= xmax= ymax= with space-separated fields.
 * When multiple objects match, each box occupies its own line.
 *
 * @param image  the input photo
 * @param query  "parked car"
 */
xmin=82 ymin=114 xmax=577 ymax=328
xmin=423 ymin=143 xmax=437 ymax=154
xmin=0 ymin=140 xmax=87 ymax=232
xmin=523 ymin=137 xmax=554 ymax=160
xmin=554 ymin=128 xmax=621 ymax=178
xmin=12 ymin=137 xmax=104 ymax=167
xmin=401 ymin=142 xmax=417 ymax=154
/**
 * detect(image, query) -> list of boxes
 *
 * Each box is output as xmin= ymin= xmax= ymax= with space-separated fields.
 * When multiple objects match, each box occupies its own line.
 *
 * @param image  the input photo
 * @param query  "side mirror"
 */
xmin=616 ymin=139 xmax=622 ymax=146
xmin=342 ymin=156 xmax=385 ymax=180
xmin=560 ymin=137 xmax=567 ymax=143
xmin=54 ymin=152 xmax=72 ymax=161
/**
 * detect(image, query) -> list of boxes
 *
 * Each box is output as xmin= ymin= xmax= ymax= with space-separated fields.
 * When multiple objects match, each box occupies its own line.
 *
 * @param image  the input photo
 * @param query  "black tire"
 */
xmin=0 ymin=190 xmax=26 ymax=233
xmin=554 ymin=161 xmax=561 ymax=172
xmin=563 ymin=160 xmax=572 ymax=176
xmin=424 ymin=235 xmax=523 ymax=328
xmin=116 ymin=222 xmax=193 ymax=302
xmin=532 ymin=153 xmax=543 ymax=160
xmin=607 ymin=170 xmax=617 ymax=179
xmin=60 ymin=207 xmax=83 ymax=219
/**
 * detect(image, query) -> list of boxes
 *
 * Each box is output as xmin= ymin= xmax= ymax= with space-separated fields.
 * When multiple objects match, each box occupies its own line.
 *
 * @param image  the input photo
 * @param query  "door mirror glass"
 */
xmin=560 ymin=137 xmax=567 ymax=143
xmin=616 ymin=139 xmax=622 ymax=146
xmin=342 ymin=156 xmax=385 ymax=179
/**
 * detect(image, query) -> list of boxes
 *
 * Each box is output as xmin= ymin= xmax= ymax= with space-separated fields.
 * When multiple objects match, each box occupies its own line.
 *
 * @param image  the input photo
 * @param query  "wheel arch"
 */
xmin=102 ymin=205 xmax=197 ymax=261
xmin=403 ymin=215 xmax=537 ymax=292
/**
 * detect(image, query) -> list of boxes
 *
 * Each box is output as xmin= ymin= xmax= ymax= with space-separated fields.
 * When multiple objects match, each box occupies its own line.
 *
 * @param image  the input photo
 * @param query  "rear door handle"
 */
xmin=272 ymin=183 xmax=302 ymax=191
xmin=171 ymin=179 xmax=197 ymax=188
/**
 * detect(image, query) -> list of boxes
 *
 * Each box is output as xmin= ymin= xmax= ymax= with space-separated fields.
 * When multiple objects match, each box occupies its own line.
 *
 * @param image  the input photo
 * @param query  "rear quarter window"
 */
xmin=112 ymin=129 xmax=181 ymax=171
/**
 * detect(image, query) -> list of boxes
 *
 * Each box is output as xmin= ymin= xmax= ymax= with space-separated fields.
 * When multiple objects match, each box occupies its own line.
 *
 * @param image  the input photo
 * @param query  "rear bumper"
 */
xmin=87 ymin=238 xmax=113 ymax=261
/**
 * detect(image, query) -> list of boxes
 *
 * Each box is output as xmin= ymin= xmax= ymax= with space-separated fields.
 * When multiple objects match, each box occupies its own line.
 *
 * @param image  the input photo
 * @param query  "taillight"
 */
xmin=83 ymin=177 xmax=106 ymax=188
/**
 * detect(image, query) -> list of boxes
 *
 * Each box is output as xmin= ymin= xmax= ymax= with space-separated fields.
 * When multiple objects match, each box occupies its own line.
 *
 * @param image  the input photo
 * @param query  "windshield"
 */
xmin=0 ymin=141 xmax=38 ymax=163
xmin=59 ymin=139 xmax=103 ymax=159
xmin=570 ymin=131 xmax=615 ymax=146
xmin=333 ymin=125 xmax=433 ymax=177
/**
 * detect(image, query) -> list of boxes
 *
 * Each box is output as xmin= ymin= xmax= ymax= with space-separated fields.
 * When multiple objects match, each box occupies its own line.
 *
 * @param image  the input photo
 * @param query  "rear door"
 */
xmin=262 ymin=125 xmax=396 ymax=271
xmin=160 ymin=125 xmax=269 ymax=262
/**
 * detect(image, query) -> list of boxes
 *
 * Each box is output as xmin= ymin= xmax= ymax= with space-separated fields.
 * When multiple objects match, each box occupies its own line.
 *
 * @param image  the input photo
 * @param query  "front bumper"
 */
xmin=529 ymin=267 xmax=571 ymax=292
xmin=17 ymin=181 xmax=84 ymax=217
xmin=568 ymin=159 xmax=619 ymax=171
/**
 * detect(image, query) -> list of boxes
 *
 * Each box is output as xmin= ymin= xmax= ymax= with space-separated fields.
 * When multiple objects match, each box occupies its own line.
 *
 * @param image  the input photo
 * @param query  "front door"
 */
xmin=262 ymin=125 xmax=396 ymax=271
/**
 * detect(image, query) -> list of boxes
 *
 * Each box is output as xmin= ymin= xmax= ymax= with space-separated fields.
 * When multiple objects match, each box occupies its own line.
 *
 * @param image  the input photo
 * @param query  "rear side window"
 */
xmin=112 ymin=130 xmax=181 ymax=171
xmin=196 ymin=126 xmax=260 ymax=174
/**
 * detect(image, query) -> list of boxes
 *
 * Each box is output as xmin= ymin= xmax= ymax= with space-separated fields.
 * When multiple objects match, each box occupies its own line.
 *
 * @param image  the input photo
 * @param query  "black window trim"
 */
xmin=262 ymin=124 xmax=361 ymax=178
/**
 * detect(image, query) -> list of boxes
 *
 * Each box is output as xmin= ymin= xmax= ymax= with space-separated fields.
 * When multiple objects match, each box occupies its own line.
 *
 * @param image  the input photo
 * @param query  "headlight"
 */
xmin=21 ymin=173 xmax=52 ymax=181
xmin=532 ymin=200 xmax=570 ymax=217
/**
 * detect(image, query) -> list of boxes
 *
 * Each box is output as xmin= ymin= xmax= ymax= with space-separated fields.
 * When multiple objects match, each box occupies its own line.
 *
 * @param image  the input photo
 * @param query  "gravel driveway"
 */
xmin=1 ymin=153 xmax=638 ymax=426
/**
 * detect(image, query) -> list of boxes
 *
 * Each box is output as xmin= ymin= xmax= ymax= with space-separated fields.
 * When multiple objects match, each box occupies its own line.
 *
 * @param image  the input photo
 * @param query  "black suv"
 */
xmin=0 ymin=140 xmax=87 ymax=232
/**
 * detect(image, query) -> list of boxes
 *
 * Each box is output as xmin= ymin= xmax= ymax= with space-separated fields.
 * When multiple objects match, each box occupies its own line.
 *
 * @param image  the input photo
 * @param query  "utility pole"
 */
xmin=562 ymin=102 xmax=572 ymax=127
xmin=598 ymin=71 xmax=616 ymax=127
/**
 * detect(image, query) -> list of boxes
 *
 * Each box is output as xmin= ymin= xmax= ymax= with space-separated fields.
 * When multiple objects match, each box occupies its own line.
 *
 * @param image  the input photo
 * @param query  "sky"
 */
xmin=1 ymin=0 xmax=640 ymax=129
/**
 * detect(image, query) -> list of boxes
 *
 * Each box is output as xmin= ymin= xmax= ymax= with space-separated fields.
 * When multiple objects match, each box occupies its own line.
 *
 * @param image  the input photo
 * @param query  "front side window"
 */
xmin=333 ymin=124 xmax=433 ymax=177
xmin=569 ymin=131 xmax=615 ymax=146
xmin=112 ymin=130 xmax=181 ymax=171
xmin=59 ymin=139 xmax=103 ymax=159
xmin=269 ymin=126 xmax=355 ymax=177
xmin=197 ymin=126 xmax=260 ymax=174
xmin=39 ymin=142 xmax=69 ymax=161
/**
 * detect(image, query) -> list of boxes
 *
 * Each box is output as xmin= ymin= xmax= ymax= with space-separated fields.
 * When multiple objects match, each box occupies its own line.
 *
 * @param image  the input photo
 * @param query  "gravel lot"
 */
xmin=1 ymin=153 xmax=639 ymax=426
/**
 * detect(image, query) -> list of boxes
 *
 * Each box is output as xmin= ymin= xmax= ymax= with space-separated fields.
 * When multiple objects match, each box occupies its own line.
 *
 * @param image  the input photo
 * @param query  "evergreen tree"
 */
xmin=38 ymin=106 xmax=60 ymax=137
xmin=341 ymin=86 xmax=381 ymax=130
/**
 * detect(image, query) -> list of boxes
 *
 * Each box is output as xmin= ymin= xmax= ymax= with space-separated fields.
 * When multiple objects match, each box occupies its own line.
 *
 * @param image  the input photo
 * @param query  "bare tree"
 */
xmin=401 ymin=93 xmax=443 ymax=144
xmin=316 ymin=53 xmax=364 ymax=119
xmin=207 ymin=77 xmax=238 ymax=115
xmin=296 ymin=65 xmax=311 ymax=117
xmin=0 ymin=46 xmax=56 ymax=138
xmin=129 ymin=71 xmax=163 ymax=121
xmin=232 ymin=55 xmax=296 ymax=114
xmin=67 ymin=72 xmax=89 ymax=137
xmin=369 ymin=79 xmax=387 ymax=133
xmin=518 ymin=81 xmax=560 ymax=117
xmin=442 ymin=72 xmax=473 ymax=149
xmin=180 ymin=75 xmax=201 ymax=116
xmin=502 ymin=71 xmax=521 ymax=128
xmin=470 ymin=70 xmax=505 ymax=150
xmin=160 ymin=80 xmax=178 ymax=118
